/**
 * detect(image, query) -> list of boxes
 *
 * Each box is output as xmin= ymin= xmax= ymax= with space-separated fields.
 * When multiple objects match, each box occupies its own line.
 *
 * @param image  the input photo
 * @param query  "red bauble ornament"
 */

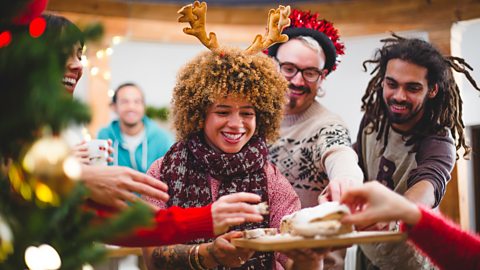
xmin=0 ymin=31 xmax=12 ymax=48
xmin=29 ymin=17 xmax=47 ymax=38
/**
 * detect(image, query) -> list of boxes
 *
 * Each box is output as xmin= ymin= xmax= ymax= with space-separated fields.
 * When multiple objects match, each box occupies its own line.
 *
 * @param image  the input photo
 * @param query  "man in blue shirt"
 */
xmin=98 ymin=83 xmax=174 ymax=173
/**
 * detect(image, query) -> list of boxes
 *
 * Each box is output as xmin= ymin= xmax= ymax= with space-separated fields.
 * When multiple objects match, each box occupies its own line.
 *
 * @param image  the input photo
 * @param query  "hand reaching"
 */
xmin=340 ymin=181 xmax=421 ymax=228
xmin=80 ymin=165 xmax=169 ymax=210
xmin=319 ymin=178 xmax=362 ymax=203
xmin=211 ymin=192 xmax=264 ymax=235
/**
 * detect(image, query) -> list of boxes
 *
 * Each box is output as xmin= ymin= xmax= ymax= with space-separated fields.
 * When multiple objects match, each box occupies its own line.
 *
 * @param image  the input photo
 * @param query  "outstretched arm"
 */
xmin=80 ymin=165 xmax=169 ymax=210
xmin=97 ymin=192 xmax=263 ymax=247
xmin=340 ymin=182 xmax=480 ymax=270
xmin=340 ymin=181 xmax=420 ymax=228
xmin=319 ymin=123 xmax=364 ymax=201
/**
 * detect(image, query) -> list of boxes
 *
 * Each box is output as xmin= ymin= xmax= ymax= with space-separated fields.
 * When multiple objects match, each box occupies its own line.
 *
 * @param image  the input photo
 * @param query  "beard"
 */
xmin=287 ymin=83 xmax=310 ymax=109
xmin=385 ymin=99 xmax=424 ymax=124
xmin=122 ymin=120 xmax=142 ymax=128
xmin=288 ymin=97 xmax=297 ymax=109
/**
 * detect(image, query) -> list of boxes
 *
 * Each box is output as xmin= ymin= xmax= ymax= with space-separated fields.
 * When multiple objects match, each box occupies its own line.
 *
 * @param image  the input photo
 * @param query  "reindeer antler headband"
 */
xmin=178 ymin=1 xmax=291 ymax=54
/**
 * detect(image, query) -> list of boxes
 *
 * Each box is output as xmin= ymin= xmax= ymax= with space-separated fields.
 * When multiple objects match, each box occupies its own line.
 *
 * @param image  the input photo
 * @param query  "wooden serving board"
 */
xmin=232 ymin=231 xmax=406 ymax=251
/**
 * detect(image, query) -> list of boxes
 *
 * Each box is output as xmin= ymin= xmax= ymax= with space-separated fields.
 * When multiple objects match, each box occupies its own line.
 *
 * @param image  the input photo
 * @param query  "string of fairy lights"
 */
xmin=80 ymin=35 xmax=125 ymax=99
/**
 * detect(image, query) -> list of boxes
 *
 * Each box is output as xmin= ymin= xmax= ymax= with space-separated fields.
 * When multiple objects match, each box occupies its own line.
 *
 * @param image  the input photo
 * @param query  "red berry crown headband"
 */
xmin=268 ymin=9 xmax=345 ymax=74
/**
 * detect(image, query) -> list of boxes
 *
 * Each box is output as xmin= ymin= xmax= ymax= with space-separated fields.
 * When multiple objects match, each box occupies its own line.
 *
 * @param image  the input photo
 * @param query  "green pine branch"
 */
xmin=0 ymin=9 xmax=155 ymax=270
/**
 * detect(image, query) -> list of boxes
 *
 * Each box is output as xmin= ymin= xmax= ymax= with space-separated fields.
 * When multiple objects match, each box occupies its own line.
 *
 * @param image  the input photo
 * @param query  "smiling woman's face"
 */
xmin=203 ymin=96 xmax=256 ymax=154
xmin=62 ymin=42 xmax=83 ymax=94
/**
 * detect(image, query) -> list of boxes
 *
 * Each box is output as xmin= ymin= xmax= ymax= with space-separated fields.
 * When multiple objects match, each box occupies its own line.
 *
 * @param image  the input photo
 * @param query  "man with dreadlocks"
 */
xmin=355 ymin=34 xmax=480 ymax=269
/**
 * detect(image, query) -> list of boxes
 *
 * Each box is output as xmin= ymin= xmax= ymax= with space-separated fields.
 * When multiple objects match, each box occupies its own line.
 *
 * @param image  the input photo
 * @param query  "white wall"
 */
xmin=451 ymin=18 xmax=480 ymax=231
xmin=451 ymin=18 xmax=480 ymax=126
xmin=109 ymin=42 xmax=205 ymax=107
xmin=106 ymin=31 xmax=428 ymax=139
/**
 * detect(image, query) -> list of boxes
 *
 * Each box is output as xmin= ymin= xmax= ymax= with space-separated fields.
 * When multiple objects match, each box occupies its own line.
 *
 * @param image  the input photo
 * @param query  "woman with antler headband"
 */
xmin=142 ymin=2 xmax=325 ymax=270
xmin=25 ymin=13 xmax=271 ymax=249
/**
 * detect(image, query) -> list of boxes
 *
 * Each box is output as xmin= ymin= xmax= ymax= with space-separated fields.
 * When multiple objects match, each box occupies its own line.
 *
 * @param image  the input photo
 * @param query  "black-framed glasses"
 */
xmin=277 ymin=61 xmax=323 ymax=83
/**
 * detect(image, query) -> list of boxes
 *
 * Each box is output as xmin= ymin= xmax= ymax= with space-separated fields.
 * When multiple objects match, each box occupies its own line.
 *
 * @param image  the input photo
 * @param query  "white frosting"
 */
xmin=291 ymin=201 xmax=350 ymax=224
xmin=281 ymin=202 xmax=352 ymax=237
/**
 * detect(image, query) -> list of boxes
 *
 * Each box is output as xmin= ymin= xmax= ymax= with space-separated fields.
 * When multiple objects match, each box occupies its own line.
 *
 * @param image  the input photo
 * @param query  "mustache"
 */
xmin=288 ymin=83 xmax=311 ymax=94
xmin=387 ymin=99 xmax=412 ymax=109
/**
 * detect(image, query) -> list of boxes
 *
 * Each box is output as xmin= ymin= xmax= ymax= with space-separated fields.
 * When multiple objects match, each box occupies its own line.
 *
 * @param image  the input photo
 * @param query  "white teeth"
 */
xmin=223 ymin=133 xmax=242 ymax=140
xmin=62 ymin=77 xmax=77 ymax=85
xmin=291 ymin=90 xmax=304 ymax=94
xmin=392 ymin=105 xmax=406 ymax=110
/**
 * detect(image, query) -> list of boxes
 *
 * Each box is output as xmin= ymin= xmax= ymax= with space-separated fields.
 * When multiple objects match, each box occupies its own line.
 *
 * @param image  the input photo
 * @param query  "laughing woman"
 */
xmin=141 ymin=45 xmax=309 ymax=270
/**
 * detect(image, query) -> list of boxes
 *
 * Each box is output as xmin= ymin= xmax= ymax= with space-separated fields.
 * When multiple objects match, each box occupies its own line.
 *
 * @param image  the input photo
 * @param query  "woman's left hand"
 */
xmin=283 ymin=248 xmax=328 ymax=270
xmin=206 ymin=231 xmax=254 ymax=268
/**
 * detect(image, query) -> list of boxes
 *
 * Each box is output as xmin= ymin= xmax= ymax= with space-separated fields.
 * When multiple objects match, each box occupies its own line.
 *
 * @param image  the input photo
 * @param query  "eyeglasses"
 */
xmin=277 ymin=61 xmax=323 ymax=83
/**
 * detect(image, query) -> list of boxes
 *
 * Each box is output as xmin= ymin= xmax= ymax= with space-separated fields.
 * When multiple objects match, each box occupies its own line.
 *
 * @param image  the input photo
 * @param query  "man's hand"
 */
xmin=319 ymin=178 xmax=362 ymax=203
xmin=80 ymin=165 xmax=169 ymax=210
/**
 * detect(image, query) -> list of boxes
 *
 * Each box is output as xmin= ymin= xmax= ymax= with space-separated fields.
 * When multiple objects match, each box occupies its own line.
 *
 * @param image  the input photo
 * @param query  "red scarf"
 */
xmin=160 ymin=133 xmax=273 ymax=269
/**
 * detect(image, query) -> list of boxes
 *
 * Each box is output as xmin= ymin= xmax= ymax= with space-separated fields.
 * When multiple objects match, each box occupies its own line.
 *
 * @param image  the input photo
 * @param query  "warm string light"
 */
xmin=82 ymin=264 xmax=94 ymax=270
xmin=107 ymin=89 xmax=115 ymax=98
xmin=80 ymin=55 xmax=89 ymax=68
xmin=84 ymin=36 xmax=125 ymax=98
xmin=102 ymin=71 xmax=111 ymax=80
xmin=112 ymin=35 xmax=123 ymax=45
xmin=24 ymin=244 xmax=61 ymax=270
xmin=82 ymin=127 xmax=92 ymax=142
xmin=105 ymin=47 xmax=114 ymax=56
xmin=90 ymin=67 xmax=99 ymax=76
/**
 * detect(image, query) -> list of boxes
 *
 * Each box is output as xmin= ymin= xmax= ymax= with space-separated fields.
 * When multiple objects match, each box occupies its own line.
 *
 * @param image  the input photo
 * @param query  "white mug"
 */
xmin=87 ymin=139 xmax=109 ymax=166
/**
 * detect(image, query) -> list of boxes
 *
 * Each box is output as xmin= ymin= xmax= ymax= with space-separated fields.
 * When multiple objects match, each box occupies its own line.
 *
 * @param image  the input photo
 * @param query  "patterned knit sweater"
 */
xmin=269 ymin=101 xmax=363 ymax=208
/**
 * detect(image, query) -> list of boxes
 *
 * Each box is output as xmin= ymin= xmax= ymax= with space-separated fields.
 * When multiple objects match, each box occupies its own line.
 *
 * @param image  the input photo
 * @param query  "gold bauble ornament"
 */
xmin=22 ymin=136 xmax=81 ymax=197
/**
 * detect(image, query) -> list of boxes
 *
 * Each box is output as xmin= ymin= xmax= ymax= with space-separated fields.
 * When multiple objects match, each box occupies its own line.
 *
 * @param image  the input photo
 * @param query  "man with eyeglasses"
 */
xmin=267 ymin=10 xmax=364 ymax=269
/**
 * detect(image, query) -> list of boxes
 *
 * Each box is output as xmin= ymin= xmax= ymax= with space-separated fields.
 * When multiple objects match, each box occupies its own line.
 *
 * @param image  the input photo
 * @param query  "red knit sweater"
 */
xmin=401 ymin=206 xmax=480 ymax=270
xmin=92 ymin=202 xmax=214 ymax=247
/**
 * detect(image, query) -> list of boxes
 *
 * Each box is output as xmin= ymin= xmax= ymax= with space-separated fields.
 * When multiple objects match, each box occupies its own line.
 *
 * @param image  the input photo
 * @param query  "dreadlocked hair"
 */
xmin=172 ymin=47 xmax=288 ymax=143
xmin=361 ymin=33 xmax=480 ymax=159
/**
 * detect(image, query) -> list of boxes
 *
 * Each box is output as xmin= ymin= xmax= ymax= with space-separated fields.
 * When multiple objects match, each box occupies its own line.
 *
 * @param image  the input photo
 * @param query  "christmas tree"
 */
xmin=0 ymin=1 xmax=153 ymax=269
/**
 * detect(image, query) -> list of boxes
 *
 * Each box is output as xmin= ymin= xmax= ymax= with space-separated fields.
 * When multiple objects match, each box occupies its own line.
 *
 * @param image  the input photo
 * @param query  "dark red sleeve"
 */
xmin=92 ymin=202 xmax=214 ymax=247
xmin=400 ymin=206 xmax=480 ymax=270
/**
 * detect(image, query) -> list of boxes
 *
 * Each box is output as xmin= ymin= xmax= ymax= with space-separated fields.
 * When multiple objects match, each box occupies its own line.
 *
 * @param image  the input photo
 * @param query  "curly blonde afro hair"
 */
xmin=172 ymin=47 xmax=288 ymax=143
